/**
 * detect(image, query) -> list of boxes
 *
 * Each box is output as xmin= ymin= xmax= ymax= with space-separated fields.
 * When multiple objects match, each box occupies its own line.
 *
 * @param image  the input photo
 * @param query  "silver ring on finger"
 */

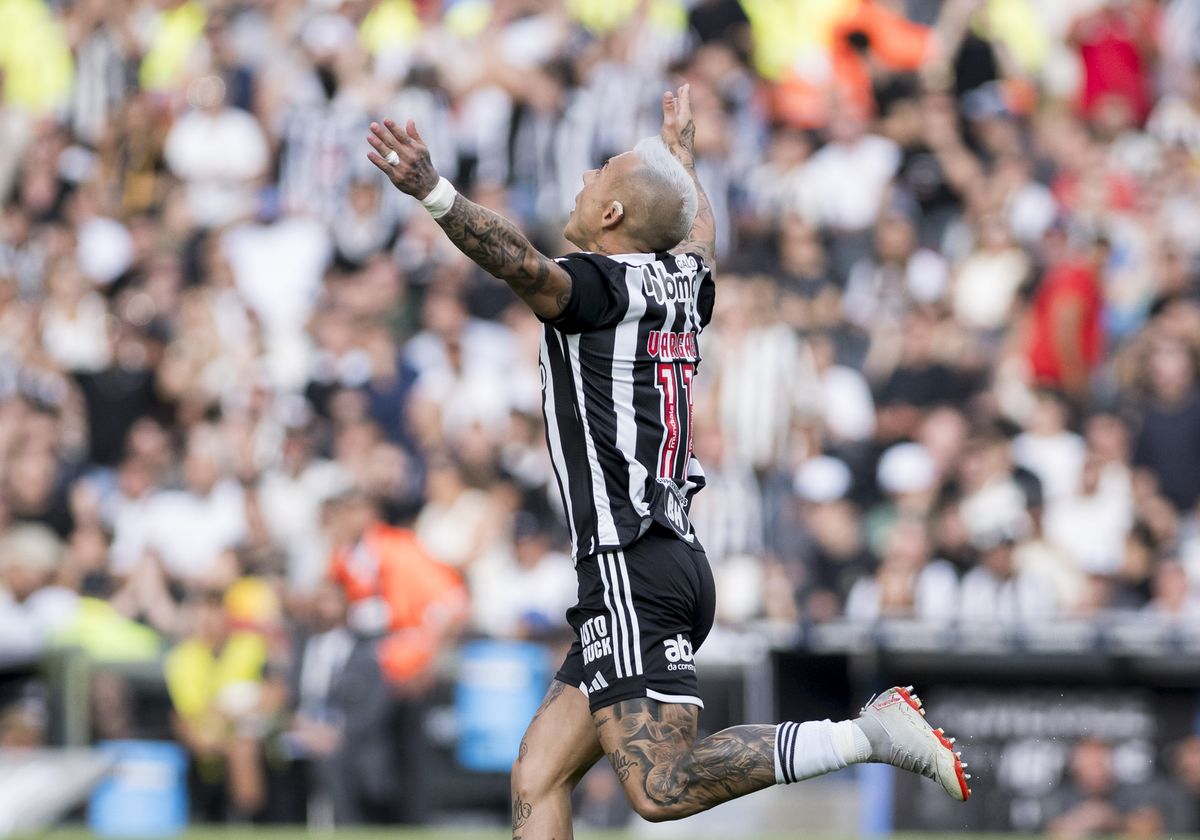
xmin=386 ymin=149 xmax=401 ymax=166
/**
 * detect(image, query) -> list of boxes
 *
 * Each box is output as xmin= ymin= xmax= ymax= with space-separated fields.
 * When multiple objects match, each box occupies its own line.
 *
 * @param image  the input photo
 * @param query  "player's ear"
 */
xmin=601 ymin=200 xmax=624 ymax=229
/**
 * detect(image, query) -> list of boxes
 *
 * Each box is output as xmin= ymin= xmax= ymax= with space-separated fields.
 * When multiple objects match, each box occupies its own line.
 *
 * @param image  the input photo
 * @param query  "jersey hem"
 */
xmin=576 ymin=526 xmax=698 ymax=563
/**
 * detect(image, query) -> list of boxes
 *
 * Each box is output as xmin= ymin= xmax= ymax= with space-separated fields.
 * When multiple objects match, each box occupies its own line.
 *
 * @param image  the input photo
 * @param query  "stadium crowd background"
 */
xmin=2 ymin=0 xmax=1200 ymax=832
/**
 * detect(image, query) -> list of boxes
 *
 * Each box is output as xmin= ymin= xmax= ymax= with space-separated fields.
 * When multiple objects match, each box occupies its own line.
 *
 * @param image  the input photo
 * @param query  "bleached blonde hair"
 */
xmin=629 ymin=137 xmax=698 ymax=251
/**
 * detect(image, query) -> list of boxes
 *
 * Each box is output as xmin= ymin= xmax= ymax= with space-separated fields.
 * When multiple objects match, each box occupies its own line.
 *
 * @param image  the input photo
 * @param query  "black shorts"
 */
xmin=555 ymin=524 xmax=716 ymax=712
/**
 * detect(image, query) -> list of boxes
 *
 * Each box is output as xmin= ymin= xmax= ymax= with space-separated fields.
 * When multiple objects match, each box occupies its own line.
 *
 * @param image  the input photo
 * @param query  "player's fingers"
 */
xmin=366 ymin=150 xmax=393 ymax=174
xmin=368 ymin=132 xmax=406 ymax=166
xmin=676 ymin=83 xmax=693 ymax=123
xmin=662 ymin=91 xmax=677 ymax=130
xmin=369 ymin=122 xmax=402 ymax=157
xmin=383 ymin=118 xmax=411 ymax=146
xmin=366 ymin=132 xmax=390 ymax=156
xmin=406 ymin=120 xmax=425 ymax=145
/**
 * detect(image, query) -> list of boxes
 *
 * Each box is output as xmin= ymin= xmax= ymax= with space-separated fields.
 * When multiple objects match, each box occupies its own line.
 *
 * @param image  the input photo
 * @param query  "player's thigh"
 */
xmin=513 ymin=679 xmax=603 ymax=795
xmin=593 ymin=697 xmax=700 ymax=821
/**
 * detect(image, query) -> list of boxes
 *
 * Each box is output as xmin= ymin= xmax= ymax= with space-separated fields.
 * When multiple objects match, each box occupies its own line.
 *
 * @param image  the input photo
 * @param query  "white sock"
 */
xmin=774 ymin=720 xmax=872 ymax=784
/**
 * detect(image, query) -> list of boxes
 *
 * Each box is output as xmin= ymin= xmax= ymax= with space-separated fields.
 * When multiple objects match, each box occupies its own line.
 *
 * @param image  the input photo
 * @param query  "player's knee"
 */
xmin=621 ymin=774 xmax=693 ymax=824
xmin=510 ymin=752 xmax=557 ymax=801
xmin=626 ymin=793 xmax=687 ymax=823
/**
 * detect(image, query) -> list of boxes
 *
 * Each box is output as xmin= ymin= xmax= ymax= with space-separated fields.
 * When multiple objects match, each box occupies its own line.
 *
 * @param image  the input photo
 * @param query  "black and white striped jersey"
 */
xmin=539 ymin=251 xmax=716 ymax=561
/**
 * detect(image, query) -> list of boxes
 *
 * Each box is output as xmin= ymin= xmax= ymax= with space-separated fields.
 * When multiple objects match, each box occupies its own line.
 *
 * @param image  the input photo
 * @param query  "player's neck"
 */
xmin=589 ymin=233 xmax=647 ymax=256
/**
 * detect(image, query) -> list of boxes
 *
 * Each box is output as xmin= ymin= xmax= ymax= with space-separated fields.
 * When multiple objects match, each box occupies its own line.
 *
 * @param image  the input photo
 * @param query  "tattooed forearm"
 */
xmin=435 ymin=196 xmax=571 ymax=317
xmin=673 ymin=165 xmax=716 ymax=266
xmin=666 ymin=111 xmax=716 ymax=267
xmin=599 ymin=698 xmax=776 ymax=820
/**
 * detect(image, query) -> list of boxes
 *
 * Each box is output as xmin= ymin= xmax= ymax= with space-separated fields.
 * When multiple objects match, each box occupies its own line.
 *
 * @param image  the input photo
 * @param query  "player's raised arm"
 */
xmin=661 ymin=85 xmax=716 ymax=268
xmin=367 ymin=119 xmax=572 ymax=319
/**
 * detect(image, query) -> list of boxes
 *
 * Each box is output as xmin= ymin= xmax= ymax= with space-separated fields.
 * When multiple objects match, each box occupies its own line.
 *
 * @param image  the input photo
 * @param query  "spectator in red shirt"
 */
xmin=1027 ymin=235 xmax=1109 ymax=402
xmin=1070 ymin=0 xmax=1159 ymax=126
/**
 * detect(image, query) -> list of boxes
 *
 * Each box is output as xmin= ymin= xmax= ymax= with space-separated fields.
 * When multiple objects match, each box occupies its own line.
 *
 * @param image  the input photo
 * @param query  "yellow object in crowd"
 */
xmin=361 ymin=0 xmax=423 ymax=54
xmin=566 ymin=0 xmax=686 ymax=36
xmin=0 ymin=0 xmax=73 ymax=114
xmin=164 ymin=631 xmax=267 ymax=723
xmin=443 ymin=0 xmax=490 ymax=41
xmin=51 ymin=598 xmax=162 ymax=663
xmin=224 ymin=577 xmax=282 ymax=630
xmin=139 ymin=1 xmax=207 ymax=92
xmin=738 ymin=0 xmax=857 ymax=80
xmin=982 ymin=0 xmax=1049 ymax=75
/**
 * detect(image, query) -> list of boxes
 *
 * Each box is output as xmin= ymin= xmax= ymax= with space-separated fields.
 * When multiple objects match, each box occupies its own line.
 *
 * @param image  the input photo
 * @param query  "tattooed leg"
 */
xmin=594 ymin=698 xmax=776 ymax=823
xmin=510 ymin=680 xmax=604 ymax=840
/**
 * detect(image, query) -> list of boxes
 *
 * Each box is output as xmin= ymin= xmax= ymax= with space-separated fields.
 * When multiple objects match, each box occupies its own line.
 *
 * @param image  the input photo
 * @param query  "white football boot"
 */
xmin=855 ymin=685 xmax=971 ymax=801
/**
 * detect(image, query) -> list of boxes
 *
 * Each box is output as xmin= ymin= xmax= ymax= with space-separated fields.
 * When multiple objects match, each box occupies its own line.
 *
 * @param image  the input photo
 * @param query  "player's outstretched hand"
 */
xmin=367 ymin=119 xmax=440 ymax=199
xmin=661 ymin=84 xmax=696 ymax=168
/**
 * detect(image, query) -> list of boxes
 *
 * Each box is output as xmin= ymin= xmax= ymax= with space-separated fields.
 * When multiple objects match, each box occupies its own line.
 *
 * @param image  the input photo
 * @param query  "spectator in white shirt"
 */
xmin=792 ymin=107 xmax=901 ymax=232
xmin=951 ymin=213 xmax=1031 ymax=333
xmin=415 ymin=455 xmax=494 ymax=570
xmin=164 ymin=74 xmax=269 ymax=229
xmin=1046 ymin=452 xmax=1134 ymax=576
xmin=256 ymin=422 xmax=350 ymax=593
xmin=139 ymin=426 xmax=247 ymax=583
xmin=959 ymin=520 xmax=1061 ymax=626
xmin=39 ymin=258 xmax=111 ymax=373
xmin=845 ymin=516 xmax=958 ymax=624
xmin=470 ymin=513 xmax=576 ymax=640
xmin=1012 ymin=390 xmax=1087 ymax=504
xmin=1143 ymin=559 xmax=1200 ymax=622
xmin=810 ymin=332 xmax=875 ymax=444
xmin=958 ymin=430 xmax=1030 ymax=548
xmin=0 ymin=525 xmax=78 ymax=659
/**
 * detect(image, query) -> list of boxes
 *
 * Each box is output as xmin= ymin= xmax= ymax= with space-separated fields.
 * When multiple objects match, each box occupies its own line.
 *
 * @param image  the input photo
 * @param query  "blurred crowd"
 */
xmin=2 ymin=0 xmax=1200 ymax=827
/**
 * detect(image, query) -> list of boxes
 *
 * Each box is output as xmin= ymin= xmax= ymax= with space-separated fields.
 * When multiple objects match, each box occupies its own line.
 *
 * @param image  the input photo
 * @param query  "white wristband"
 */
xmin=420 ymin=177 xmax=457 ymax=219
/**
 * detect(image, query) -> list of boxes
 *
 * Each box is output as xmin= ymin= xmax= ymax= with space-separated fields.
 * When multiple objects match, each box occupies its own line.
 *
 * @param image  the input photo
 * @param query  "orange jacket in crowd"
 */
xmin=329 ymin=523 xmax=468 ymax=684
xmin=773 ymin=0 xmax=934 ymax=127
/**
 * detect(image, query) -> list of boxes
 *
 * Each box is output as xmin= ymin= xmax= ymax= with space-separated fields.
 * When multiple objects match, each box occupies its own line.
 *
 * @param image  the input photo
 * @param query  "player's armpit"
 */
xmin=434 ymin=195 xmax=573 ymax=319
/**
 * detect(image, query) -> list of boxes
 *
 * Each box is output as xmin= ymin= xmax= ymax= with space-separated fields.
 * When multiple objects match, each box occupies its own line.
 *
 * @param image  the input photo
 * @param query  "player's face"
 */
xmin=564 ymin=152 xmax=636 ymax=248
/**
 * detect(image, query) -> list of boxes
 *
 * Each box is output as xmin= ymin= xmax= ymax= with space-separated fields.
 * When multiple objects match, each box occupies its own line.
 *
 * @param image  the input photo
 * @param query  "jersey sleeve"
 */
xmin=541 ymin=252 xmax=630 ymax=333
xmin=693 ymin=256 xmax=716 ymax=328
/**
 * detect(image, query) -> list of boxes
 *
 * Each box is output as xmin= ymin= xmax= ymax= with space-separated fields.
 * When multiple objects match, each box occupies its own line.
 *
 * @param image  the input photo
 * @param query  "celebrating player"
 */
xmin=367 ymin=84 xmax=970 ymax=839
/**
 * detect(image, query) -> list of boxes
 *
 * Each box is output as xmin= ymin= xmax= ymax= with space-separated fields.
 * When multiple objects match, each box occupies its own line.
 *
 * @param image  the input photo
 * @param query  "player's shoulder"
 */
xmin=667 ymin=251 xmax=708 ymax=275
xmin=557 ymin=251 xmax=708 ymax=271
xmin=555 ymin=251 xmax=654 ymax=266
xmin=555 ymin=250 xmax=625 ymax=274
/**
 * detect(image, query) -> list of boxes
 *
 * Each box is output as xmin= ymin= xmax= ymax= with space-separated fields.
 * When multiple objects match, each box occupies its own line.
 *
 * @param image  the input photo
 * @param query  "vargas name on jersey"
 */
xmin=538 ymin=250 xmax=715 ymax=561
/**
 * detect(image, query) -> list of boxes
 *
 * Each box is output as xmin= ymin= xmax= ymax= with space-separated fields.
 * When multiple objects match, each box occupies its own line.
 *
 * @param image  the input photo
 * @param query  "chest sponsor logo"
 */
xmin=641 ymin=262 xmax=696 ymax=305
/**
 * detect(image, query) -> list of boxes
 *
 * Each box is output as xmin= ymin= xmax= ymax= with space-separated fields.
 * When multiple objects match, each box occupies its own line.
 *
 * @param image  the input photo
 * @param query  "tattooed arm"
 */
xmin=368 ymin=118 xmax=572 ymax=319
xmin=660 ymin=85 xmax=717 ymax=268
